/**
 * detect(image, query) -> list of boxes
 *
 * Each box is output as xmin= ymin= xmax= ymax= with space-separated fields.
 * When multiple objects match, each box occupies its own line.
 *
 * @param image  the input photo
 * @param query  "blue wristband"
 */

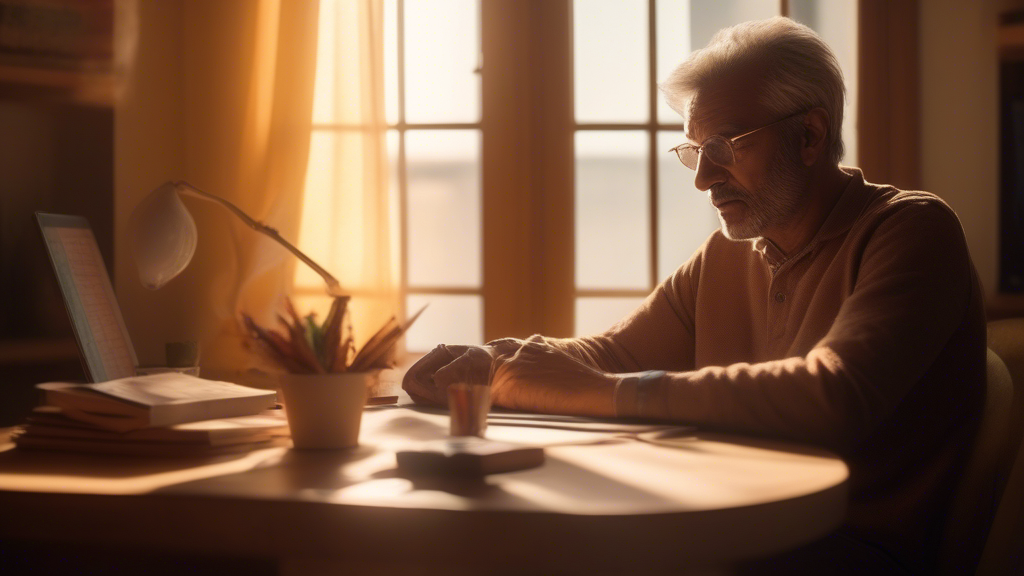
xmin=614 ymin=370 xmax=666 ymax=417
xmin=635 ymin=370 xmax=666 ymax=416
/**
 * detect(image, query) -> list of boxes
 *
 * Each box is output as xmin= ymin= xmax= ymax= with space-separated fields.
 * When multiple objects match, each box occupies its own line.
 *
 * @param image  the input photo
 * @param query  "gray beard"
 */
xmin=713 ymin=147 xmax=806 ymax=241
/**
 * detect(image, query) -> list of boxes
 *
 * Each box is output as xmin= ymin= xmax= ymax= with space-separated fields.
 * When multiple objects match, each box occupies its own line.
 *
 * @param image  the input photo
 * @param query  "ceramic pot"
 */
xmin=278 ymin=371 xmax=378 ymax=450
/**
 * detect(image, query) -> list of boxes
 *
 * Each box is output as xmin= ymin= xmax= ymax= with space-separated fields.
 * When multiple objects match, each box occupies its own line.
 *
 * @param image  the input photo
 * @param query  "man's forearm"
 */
xmin=494 ymin=375 xmax=618 ymax=417
xmin=612 ymin=349 xmax=888 ymax=450
xmin=514 ymin=335 xmax=634 ymax=374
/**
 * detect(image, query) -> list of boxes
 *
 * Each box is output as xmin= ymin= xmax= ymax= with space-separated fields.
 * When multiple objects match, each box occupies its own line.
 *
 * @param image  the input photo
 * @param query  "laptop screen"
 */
xmin=36 ymin=213 xmax=137 ymax=382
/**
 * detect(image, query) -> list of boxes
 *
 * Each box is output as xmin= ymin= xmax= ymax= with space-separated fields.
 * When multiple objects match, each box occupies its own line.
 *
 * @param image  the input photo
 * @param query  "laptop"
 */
xmin=36 ymin=212 xmax=139 ymax=383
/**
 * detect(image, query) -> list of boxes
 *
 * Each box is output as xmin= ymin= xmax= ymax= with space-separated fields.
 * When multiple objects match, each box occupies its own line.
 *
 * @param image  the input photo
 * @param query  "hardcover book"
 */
xmin=37 ymin=373 xmax=277 ymax=432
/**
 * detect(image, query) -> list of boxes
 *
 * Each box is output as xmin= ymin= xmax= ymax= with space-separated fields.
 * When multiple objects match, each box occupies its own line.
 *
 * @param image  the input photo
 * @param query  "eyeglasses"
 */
xmin=669 ymin=111 xmax=807 ymax=170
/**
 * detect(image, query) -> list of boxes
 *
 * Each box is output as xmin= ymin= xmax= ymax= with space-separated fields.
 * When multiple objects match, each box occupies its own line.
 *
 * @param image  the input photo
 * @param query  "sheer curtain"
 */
xmin=117 ymin=0 xmax=395 ymax=372
xmin=292 ymin=0 xmax=398 ymax=355
xmin=176 ymin=0 xmax=322 ymax=371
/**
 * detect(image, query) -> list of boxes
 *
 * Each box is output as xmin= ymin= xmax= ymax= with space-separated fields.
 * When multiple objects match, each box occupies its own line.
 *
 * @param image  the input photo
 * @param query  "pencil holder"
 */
xmin=448 ymin=383 xmax=491 ymax=437
xmin=278 ymin=371 xmax=377 ymax=449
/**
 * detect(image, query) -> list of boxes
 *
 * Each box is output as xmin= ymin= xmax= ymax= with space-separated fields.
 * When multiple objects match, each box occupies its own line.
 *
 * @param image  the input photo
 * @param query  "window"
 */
xmin=299 ymin=0 xmax=859 ymax=352
xmin=570 ymin=0 xmax=858 ymax=336
xmin=390 ymin=0 xmax=485 ymax=352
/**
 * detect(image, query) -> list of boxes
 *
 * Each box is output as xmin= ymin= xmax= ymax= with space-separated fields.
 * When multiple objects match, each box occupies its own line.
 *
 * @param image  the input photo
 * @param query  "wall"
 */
xmin=920 ymin=0 xmax=1024 ymax=312
xmin=113 ymin=0 xmax=185 ymax=366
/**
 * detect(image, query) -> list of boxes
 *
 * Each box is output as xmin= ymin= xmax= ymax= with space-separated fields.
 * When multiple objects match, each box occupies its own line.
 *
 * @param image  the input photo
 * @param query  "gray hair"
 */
xmin=660 ymin=17 xmax=846 ymax=165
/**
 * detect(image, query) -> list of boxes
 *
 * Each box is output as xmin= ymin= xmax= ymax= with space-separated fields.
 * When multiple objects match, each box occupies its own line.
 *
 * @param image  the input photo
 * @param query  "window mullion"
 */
xmin=534 ymin=0 xmax=576 ymax=338
xmin=396 ymin=0 xmax=408 ymax=332
xmin=648 ymin=0 xmax=659 ymax=291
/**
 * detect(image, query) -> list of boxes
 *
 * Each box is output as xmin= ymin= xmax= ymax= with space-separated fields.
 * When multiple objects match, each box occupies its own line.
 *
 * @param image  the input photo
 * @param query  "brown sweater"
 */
xmin=549 ymin=168 xmax=986 ymax=572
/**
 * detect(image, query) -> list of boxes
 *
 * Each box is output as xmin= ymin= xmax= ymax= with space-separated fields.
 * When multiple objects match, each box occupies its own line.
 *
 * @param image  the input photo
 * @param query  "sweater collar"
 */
xmin=752 ymin=166 xmax=869 ymax=269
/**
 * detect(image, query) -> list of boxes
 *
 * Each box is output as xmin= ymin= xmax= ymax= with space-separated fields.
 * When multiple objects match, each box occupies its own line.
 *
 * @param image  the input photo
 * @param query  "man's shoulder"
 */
xmin=855 ymin=182 xmax=964 ymax=237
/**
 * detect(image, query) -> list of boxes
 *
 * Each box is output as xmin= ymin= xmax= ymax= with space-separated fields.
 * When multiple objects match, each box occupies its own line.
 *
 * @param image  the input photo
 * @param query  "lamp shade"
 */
xmin=129 ymin=182 xmax=198 ymax=290
xmin=130 ymin=180 xmax=344 ymax=296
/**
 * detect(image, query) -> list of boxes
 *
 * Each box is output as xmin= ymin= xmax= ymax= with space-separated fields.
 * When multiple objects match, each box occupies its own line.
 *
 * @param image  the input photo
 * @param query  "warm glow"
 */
xmin=300 ymin=0 xmax=859 ymax=345
xmin=296 ymin=0 xmax=398 ymax=351
xmin=402 ymin=0 xmax=480 ymax=123
xmin=574 ymin=0 xmax=650 ymax=123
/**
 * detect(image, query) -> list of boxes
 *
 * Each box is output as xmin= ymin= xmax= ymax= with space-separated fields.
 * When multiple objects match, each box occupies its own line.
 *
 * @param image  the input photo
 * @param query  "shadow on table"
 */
xmin=0 ymin=441 xmax=279 ymax=481
xmin=650 ymin=430 xmax=840 ymax=461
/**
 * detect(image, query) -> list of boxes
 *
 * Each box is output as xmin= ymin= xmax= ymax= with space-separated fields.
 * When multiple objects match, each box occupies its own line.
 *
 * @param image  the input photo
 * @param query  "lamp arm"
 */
xmin=174 ymin=181 xmax=344 ymax=297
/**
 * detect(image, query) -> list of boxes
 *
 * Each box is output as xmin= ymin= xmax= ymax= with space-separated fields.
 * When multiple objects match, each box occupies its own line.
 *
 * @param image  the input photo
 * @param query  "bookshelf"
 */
xmin=0 ymin=338 xmax=79 ymax=365
xmin=0 ymin=1 xmax=118 ymax=424
xmin=0 ymin=64 xmax=115 ymax=106
xmin=0 ymin=0 xmax=119 ymax=107
xmin=0 ymin=339 xmax=85 ymax=427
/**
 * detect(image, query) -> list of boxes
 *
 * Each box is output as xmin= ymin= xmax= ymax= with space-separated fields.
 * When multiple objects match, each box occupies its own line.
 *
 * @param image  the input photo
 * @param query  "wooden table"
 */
xmin=0 ymin=404 xmax=848 ymax=575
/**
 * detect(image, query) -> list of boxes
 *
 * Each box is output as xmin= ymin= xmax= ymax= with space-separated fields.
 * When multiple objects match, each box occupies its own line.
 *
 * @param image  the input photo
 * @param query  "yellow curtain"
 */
xmin=178 ymin=0 xmax=323 ymax=371
xmin=291 ymin=0 xmax=398 ymax=356
xmin=116 ymin=0 xmax=393 ymax=374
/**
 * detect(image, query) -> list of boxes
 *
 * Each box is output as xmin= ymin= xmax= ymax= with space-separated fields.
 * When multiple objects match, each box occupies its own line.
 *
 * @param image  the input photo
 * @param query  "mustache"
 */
xmin=708 ymin=185 xmax=749 ymax=206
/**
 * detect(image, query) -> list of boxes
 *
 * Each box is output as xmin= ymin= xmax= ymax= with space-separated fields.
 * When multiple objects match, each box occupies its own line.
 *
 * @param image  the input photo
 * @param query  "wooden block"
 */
xmin=396 ymin=437 xmax=545 ymax=476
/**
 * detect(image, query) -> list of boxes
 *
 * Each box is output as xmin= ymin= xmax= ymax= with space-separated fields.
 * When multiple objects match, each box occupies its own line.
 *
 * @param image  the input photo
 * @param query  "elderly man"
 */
xmin=403 ymin=17 xmax=985 ymax=575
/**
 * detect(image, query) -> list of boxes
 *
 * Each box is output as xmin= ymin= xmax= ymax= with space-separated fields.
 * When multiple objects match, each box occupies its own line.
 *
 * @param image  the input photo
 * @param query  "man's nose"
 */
xmin=693 ymin=152 xmax=727 ymax=192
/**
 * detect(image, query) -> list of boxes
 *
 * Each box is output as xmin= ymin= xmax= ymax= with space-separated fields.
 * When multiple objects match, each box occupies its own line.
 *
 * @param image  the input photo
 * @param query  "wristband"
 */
xmin=614 ymin=370 xmax=666 ymax=418
xmin=635 ymin=370 xmax=666 ymax=416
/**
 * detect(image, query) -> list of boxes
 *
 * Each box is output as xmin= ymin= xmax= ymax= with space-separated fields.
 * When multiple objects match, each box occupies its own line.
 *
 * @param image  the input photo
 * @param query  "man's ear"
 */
xmin=800 ymin=107 xmax=830 ymax=166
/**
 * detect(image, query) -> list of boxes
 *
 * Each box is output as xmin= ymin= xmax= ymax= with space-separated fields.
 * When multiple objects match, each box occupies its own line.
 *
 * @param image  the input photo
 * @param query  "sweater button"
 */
xmin=774 ymin=292 xmax=786 ymax=303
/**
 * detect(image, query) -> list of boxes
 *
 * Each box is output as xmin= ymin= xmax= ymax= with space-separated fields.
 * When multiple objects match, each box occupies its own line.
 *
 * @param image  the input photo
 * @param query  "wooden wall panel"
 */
xmin=858 ymin=0 xmax=921 ymax=190
xmin=481 ymin=0 xmax=574 ymax=340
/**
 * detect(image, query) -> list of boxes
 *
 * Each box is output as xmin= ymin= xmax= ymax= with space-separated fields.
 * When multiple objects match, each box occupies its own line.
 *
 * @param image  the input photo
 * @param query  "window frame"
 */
xmin=312 ymin=0 xmax=849 ymax=352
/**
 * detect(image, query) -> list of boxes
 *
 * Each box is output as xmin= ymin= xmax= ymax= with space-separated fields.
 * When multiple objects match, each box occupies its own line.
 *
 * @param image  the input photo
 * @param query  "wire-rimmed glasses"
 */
xmin=669 ymin=111 xmax=807 ymax=170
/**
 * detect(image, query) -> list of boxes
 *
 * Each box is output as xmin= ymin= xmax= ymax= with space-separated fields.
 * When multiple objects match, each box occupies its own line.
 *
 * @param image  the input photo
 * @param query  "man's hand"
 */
xmin=490 ymin=336 xmax=617 ymax=417
xmin=402 ymin=336 xmax=616 ymax=415
xmin=402 ymin=340 xmax=521 ymax=406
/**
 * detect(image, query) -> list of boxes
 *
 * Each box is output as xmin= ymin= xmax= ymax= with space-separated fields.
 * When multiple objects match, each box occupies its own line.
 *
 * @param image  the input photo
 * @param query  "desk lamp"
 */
xmin=129 ymin=181 xmax=344 ymax=296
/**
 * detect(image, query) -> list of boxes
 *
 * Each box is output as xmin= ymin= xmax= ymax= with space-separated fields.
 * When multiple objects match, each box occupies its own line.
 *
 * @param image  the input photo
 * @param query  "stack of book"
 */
xmin=12 ymin=373 xmax=286 ymax=457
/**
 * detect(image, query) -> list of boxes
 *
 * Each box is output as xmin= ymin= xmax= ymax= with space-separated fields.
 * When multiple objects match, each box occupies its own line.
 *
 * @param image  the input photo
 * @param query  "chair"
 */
xmin=939 ymin=348 xmax=1013 ymax=575
xmin=976 ymin=318 xmax=1024 ymax=575
xmin=988 ymin=319 xmax=1024 ymax=467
